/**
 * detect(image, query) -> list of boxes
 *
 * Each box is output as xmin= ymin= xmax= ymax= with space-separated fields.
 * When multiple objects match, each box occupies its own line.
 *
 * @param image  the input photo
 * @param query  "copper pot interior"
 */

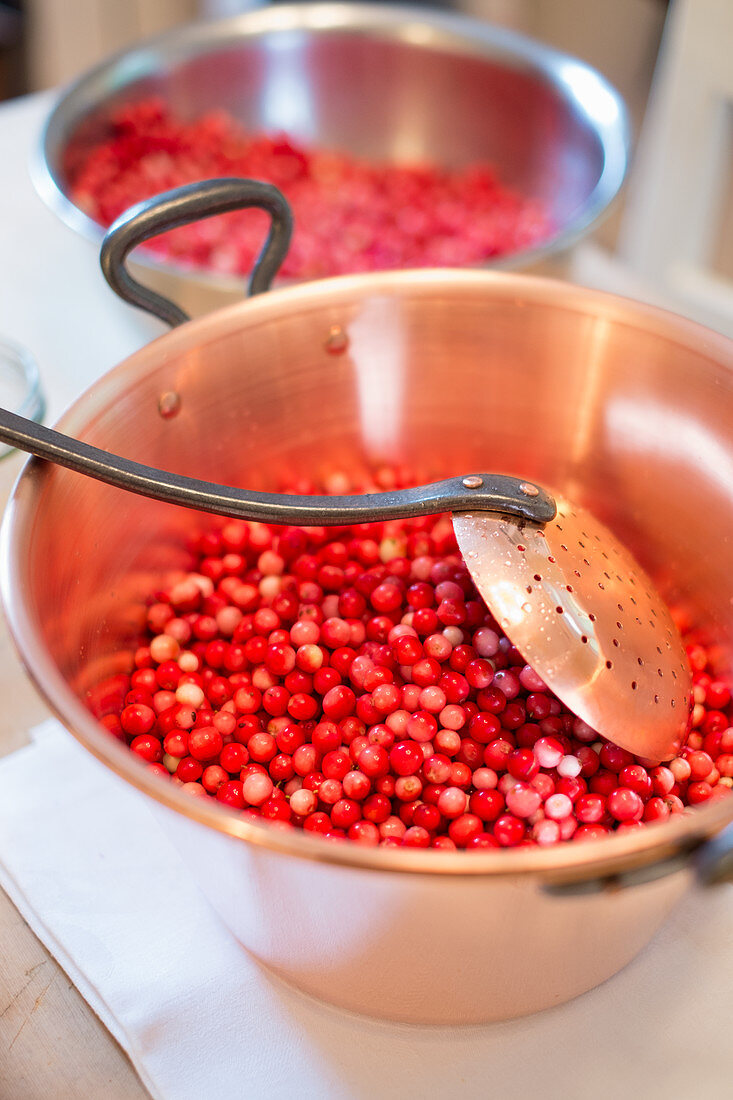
xmin=27 ymin=276 xmax=732 ymax=704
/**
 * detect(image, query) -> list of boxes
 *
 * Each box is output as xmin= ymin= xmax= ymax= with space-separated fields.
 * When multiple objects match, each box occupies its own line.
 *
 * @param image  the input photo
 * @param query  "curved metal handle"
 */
xmin=0 ymin=405 xmax=555 ymax=525
xmin=100 ymin=178 xmax=294 ymax=327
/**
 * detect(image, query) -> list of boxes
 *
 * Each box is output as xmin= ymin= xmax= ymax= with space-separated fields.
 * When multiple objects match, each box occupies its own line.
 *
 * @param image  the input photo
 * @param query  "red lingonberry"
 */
xmin=389 ymin=741 xmax=424 ymax=777
xmin=493 ymin=814 xmax=526 ymax=847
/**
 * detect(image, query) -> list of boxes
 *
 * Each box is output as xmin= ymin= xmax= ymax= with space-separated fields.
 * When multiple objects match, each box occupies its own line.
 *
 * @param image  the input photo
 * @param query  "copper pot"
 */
xmin=2 ymin=195 xmax=732 ymax=1025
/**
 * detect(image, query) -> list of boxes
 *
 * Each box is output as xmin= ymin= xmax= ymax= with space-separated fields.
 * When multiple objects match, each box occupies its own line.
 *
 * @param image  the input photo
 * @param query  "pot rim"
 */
xmin=3 ymin=268 xmax=733 ymax=881
xmin=32 ymin=1 xmax=630 ymax=282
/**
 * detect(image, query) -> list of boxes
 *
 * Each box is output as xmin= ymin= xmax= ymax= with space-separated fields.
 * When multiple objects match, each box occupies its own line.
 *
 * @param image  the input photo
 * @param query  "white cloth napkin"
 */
xmin=1 ymin=719 xmax=732 ymax=1100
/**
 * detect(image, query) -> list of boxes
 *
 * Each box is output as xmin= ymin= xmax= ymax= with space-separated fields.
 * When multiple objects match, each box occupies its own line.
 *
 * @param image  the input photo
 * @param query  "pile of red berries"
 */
xmin=90 ymin=469 xmax=732 ymax=850
xmin=66 ymin=98 xmax=552 ymax=280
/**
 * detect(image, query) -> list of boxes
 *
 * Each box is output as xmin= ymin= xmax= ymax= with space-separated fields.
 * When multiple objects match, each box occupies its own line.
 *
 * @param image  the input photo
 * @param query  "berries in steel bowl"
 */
xmin=37 ymin=5 xmax=629 ymax=322
xmin=66 ymin=99 xmax=553 ymax=281
xmin=88 ymin=467 xmax=733 ymax=849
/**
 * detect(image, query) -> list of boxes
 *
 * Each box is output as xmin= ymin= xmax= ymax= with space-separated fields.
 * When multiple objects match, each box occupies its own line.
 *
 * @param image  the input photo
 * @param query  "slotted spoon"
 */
xmin=0 ymin=400 xmax=690 ymax=760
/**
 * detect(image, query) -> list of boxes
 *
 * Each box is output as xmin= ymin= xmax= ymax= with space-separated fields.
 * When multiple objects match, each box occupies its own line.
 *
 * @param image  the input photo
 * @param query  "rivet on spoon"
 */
xmin=325 ymin=325 xmax=349 ymax=355
xmin=158 ymin=391 xmax=181 ymax=419
xmin=462 ymin=475 xmax=484 ymax=489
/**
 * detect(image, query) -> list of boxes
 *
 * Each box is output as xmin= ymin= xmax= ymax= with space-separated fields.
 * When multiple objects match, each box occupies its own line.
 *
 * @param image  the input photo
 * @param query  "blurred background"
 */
xmin=0 ymin=1 xmax=668 ymax=132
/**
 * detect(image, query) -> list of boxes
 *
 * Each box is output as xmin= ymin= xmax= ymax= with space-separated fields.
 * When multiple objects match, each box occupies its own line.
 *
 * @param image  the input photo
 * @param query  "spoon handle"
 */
xmin=18 ymin=178 xmax=556 ymax=525
xmin=0 ymin=405 xmax=555 ymax=525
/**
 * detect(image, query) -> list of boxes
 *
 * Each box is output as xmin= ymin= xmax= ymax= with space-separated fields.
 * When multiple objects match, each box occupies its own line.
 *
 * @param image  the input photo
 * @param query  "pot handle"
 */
xmin=99 ymin=178 xmax=294 ymax=328
xmin=543 ymin=822 xmax=733 ymax=896
xmin=696 ymin=823 xmax=733 ymax=886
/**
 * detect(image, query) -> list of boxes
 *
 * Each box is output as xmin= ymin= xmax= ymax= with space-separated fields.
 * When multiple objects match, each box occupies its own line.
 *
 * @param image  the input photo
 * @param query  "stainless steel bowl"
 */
xmin=2 ymin=263 xmax=733 ymax=1025
xmin=34 ymin=2 xmax=630 ymax=315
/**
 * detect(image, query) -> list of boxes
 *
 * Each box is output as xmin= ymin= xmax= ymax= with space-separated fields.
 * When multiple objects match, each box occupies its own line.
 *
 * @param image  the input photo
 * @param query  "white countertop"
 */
xmin=0 ymin=91 xmax=165 ymax=423
xmin=0 ymin=90 xmax=161 ymax=1099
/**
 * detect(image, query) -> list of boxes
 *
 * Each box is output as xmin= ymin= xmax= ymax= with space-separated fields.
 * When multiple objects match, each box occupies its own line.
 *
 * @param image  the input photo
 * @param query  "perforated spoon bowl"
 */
xmin=454 ymin=495 xmax=691 ymax=761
